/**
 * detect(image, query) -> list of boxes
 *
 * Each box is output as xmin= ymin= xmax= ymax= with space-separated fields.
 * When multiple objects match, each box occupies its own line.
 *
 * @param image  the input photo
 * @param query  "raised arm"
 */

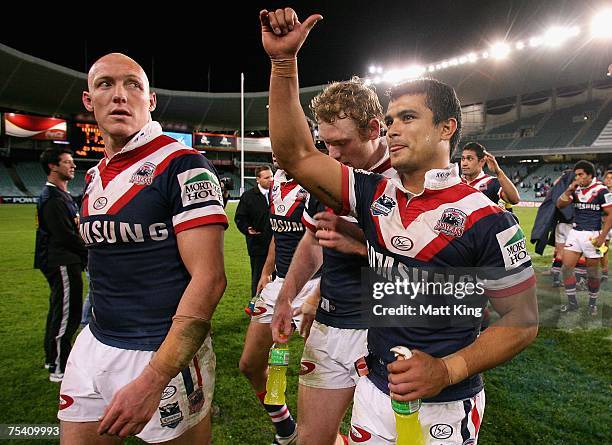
xmin=261 ymin=8 xmax=344 ymax=212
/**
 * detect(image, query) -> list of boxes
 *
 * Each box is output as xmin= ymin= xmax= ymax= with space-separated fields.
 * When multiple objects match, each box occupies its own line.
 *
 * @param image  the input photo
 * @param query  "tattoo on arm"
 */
xmin=317 ymin=185 xmax=343 ymax=212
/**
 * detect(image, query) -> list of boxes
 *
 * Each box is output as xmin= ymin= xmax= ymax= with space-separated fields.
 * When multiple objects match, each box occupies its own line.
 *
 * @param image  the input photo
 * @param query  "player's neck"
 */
xmin=464 ymin=170 xmax=480 ymax=182
xmin=362 ymin=138 xmax=387 ymax=171
xmin=103 ymin=133 xmax=136 ymax=160
xmin=47 ymin=175 xmax=68 ymax=192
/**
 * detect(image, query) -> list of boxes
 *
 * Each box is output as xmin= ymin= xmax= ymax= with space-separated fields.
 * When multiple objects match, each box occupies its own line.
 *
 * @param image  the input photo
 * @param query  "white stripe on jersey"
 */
xmin=172 ymin=205 xmax=227 ymax=227
xmin=85 ymin=141 xmax=187 ymax=216
xmin=482 ymin=265 xmax=535 ymax=293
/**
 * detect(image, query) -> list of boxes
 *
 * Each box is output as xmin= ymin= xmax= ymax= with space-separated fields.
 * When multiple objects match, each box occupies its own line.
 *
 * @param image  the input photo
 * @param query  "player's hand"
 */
xmin=483 ymin=150 xmax=500 ymax=175
xmin=260 ymin=8 xmax=322 ymax=60
xmin=98 ymin=365 xmax=168 ymax=438
xmin=296 ymin=299 xmax=317 ymax=340
xmin=387 ymin=350 xmax=450 ymax=401
xmin=314 ymin=212 xmax=367 ymax=256
xmin=257 ymin=273 xmax=272 ymax=294
xmin=592 ymin=234 xmax=606 ymax=249
xmin=271 ymin=297 xmax=294 ymax=343
xmin=247 ymin=226 xmax=262 ymax=235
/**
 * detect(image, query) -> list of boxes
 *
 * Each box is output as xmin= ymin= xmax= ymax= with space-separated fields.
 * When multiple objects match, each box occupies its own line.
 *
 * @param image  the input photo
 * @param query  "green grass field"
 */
xmin=0 ymin=204 xmax=610 ymax=444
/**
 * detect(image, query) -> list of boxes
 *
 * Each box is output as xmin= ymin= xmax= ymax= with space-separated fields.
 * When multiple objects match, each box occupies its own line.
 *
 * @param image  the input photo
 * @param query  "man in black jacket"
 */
xmin=34 ymin=147 xmax=87 ymax=382
xmin=235 ymin=165 xmax=273 ymax=298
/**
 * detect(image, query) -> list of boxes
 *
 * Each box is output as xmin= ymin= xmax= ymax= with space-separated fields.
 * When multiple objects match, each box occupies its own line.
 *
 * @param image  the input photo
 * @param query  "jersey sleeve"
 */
xmin=168 ymin=152 xmax=228 ymax=233
xmin=302 ymin=193 xmax=324 ymax=232
xmin=475 ymin=212 xmax=535 ymax=298
xmin=600 ymin=188 xmax=612 ymax=209
xmin=338 ymin=164 xmax=385 ymax=221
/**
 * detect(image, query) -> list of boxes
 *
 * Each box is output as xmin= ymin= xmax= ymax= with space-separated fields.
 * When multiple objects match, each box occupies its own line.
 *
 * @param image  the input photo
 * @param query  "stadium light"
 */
xmin=591 ymin=8 xmax=612 ymax=38
xmin=543 ymin=26 xmax=579 ymax=47
xmin=467 ymin=52 xmax=478 ymax=63
xmin=490 ymin=42 xmax=511 ymax=59
xmin=482 ymin=51 xmax=489 ymax=59
xmin=442 ymin=61 xmax=449 ymax=68
xmin=516 ymin=41 xmax=525 ymax=50
xmin=428 ymin=65 xmax=436 ymax=72
xmin=369 ymin=65 xmax=377 ymax=74
xmin=529 ymin=36 xmax=542 ymax=47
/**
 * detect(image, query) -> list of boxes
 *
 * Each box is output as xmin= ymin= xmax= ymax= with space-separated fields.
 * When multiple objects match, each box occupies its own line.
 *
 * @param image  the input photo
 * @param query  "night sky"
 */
xmin=1 ymin=0 xmax=607 ymax=93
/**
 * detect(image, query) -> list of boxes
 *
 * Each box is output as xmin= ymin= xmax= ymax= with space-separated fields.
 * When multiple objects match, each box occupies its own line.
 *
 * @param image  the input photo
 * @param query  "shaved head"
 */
xmin=87 ymin=53 xmax=149 ymax=92
xmin=82 ymin=52 xmax=156 ymax=153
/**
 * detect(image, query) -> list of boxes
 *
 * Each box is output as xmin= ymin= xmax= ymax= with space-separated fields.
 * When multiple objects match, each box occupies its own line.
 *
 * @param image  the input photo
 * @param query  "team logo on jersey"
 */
xmin=391 ymin=236 xmax=413 ymax=251
xmin=434 ymin=208 xmax=467 ymax=237
xmin=59 ymin=394 xmax=74 ymax=410
xmin=296 ymin=189 xmax=308 ymax=200
xmin=159 ymin=402 xmax=183 ymax=428
xmin=370 ymin=195 xmax=396 ymax=216
xmin=430 ymin=424 xmax=453 ymax=439
xmin=496 ymin=225 xmax=530 ymax=270
xmin=277 ymin=204 xmax=286 ymax=213
xmin=178 ymin=168 xmax=223 ymax=207
xmin=93 ymin=197 xmax=108 ymax=210
xmin=350 ymin=426 xmax=372 ymax=442
xmin=299 ymin=361 xmax=316 ymax=375
xmin=129 ymin=161 xmax=156 ymax=186
xmin=161 ymin=385 xmax=177 ymax=400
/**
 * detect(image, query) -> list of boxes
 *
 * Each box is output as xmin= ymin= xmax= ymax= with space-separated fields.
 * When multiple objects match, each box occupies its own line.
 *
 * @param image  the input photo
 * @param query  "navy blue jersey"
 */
xmin=35 ymin=183 xmax=86 ymax=270
xmin=302 ymin=155 xmax=399 ymax=329
xmin=269 ymin=169 xmax=318 ymax=278
xmin=339 ymin=163 xmax=535 ymax=403
xmin=571 ymin=180 xmax=612 ymax=231
xmin=79 ymin=122 xmax=228 ymax=351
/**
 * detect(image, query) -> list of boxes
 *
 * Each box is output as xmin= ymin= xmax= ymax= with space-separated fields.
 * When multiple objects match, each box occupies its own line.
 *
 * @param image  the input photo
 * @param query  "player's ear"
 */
xmin=439 ymin=118 xmax=457 ymax=143
xmin=366 ymin=118 xmax=381 ymax=141
xmin=82 ymin=91 xmax=93 ymax=112
xmin=149 ymin=91 xmax=157 ymax=112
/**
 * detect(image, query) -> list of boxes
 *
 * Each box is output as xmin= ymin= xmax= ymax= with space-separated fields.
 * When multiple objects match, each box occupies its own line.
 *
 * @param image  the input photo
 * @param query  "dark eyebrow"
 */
xmin=384 ymin=109 xmax=420 ymax=121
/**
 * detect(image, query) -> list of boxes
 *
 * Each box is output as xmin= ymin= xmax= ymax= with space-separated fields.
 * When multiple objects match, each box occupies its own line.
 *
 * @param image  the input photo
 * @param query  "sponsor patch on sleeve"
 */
xmin=605 ymin=192 xmax=612 ymax=205
xmin=177 ymin=168 xmax=223 ymax=207
xmin=496 ymin=224 xmax=531 ymax=270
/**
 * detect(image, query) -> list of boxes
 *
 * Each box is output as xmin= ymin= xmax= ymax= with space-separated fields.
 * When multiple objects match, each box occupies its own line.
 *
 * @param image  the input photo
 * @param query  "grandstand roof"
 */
xmin=0 ymin=40 xmax=610 ymax=130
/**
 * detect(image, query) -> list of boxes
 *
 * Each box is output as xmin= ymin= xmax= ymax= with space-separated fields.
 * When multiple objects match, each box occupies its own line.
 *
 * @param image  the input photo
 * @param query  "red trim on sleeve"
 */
xmin=486 ymin=274 xmax=536 ymax=298
xmin=339 ymin=164 xmax=351 ymax=216
xmin=301 ymin=215 xmax=317 ymax=232
xmin=174 ymin=214 xmax=229 ymax=234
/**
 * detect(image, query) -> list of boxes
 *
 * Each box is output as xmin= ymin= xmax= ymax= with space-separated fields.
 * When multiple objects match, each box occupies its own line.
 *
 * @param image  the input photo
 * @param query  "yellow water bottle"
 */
xmin=264 ymin=342 xmax=289 ymax=405
xmin=390 ymin=346 xmax=426 ymax=445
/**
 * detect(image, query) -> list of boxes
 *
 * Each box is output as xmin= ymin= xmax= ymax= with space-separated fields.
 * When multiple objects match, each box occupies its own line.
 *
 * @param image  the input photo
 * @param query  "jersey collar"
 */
xmin=106 ymin=121 xmax=163 ymax=159
xmin=423 ymin=163 xmax=462 ymax=190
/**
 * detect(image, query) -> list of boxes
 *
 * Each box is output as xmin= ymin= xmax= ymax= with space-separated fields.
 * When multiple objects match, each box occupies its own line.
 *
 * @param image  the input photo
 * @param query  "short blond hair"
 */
xmin=310 ymin=77 xmax=383 ymax=138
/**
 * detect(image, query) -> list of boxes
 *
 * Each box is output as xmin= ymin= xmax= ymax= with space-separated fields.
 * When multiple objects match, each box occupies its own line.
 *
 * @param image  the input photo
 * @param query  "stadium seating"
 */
xmin=0 ymin=163 xmax=23 ymax=196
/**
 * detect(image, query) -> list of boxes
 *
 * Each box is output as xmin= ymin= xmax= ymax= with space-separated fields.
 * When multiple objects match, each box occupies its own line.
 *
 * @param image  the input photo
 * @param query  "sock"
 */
xmin=576 ymin=258 xmax=587 ymax=281
xmin=257 ymin=390 xmax=296 ymax=438
xmin=563 ymin=275 xmax=578 ymax=307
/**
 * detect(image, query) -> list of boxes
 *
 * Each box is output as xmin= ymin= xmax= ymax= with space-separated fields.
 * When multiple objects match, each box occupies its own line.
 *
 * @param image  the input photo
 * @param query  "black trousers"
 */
xmin=43 ymin=263 xmax=83 ymax=373
xmin=250 ymin=254 xmax=268 ymax=298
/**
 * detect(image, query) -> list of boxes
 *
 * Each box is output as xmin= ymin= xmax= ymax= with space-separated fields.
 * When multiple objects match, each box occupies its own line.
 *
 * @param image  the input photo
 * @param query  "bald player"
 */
xmin=57 ymin=53 xmax=227 ymax=444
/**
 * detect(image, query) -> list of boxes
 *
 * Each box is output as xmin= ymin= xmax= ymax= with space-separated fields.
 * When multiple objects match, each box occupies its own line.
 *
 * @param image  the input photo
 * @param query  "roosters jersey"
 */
xmin=302 ymin=154 xmax=399 ymax=329
xmin=339 ymin=163 xmax=535 ymax=402
xmin=571 ymin=179 xmax=612 ymax=231
xmin=79 ymin=122 xmax=228 ymax=351
xmin=466 ymin=172 xmax=501 ymax=205
xmin=269 ymin=169 xmax=319 ymax=278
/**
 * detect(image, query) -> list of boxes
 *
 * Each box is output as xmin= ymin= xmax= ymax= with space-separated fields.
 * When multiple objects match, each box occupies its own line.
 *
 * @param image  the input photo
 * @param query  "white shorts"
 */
xmin=299 ymin=321 xmax=368 ymax=389
xmin=350 ymin=376 xmax=485 ymax=445
xmin=564 ymin=229 xmax=604 ymax=259
xmin=555 ymin=223 xmax=573 ymax=245
xmin=252 ymin=276 xmax=321 ymax=329
xmin=58 ymin=326 xmax=215 ymax=443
